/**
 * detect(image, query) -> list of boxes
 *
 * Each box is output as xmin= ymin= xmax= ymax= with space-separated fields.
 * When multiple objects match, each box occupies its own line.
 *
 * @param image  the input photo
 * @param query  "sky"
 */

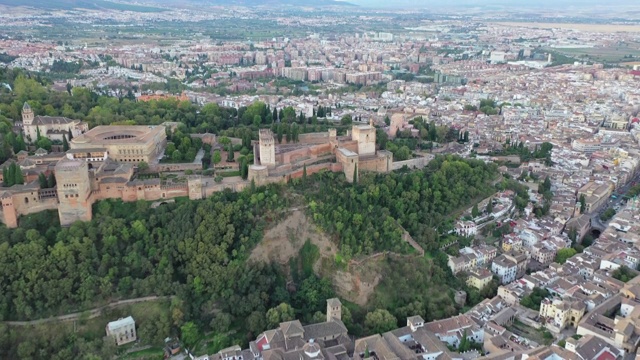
xmin=346 ymin=0 xmax=636 ymax=8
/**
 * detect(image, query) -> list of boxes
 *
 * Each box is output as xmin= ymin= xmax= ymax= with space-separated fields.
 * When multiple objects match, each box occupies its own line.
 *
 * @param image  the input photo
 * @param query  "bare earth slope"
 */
xmin=249 ymin=210 xmax=381 ymax=306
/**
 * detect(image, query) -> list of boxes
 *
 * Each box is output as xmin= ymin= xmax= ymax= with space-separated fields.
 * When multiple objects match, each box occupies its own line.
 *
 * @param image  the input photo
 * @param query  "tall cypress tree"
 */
xmin=2 ymin=166 xmax=8 ymax=187
xmin=38 ymin=173 xmax=47 ymax=188
xmin=62 ymin=136 xmax=70 ymax=151
xmin=240 ymin=158 xmax=248 ymax=180
xmin=6 ymin=164 xmax=15 ymax=187
xmin=48 ymin=172 xmax=56 ymax=188
xmin=17 ymin=132 xmax=26 ymax=152
xmin=226 ymin=142 xmax=234 ymax=162
xmin=12 ymin=163 xmax=23 ymax=185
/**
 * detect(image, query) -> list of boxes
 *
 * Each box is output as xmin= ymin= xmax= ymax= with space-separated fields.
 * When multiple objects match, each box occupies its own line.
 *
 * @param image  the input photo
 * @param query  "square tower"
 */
xmin=55 ymin=157 xmax=93 ymax=226
xmin=259 ymin=129 xmax=276 ymax=167
xmin=22 ymin=102 xmax=34 ymax=126
xmin=351 ymin=125 xmax=376 ymax=156
xmin=326 ymin=298 xmax=342 ymax=322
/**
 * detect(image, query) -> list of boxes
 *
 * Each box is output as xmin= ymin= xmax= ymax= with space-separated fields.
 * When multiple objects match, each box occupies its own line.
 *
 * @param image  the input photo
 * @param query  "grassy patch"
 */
xmin=548 ymin=46 xmax=640 ymax=63
xmin=219 ymin=171 xmax=241 ymax=177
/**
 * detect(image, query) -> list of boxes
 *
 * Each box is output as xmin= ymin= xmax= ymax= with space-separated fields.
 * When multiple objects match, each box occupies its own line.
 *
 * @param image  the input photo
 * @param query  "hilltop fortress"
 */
xmin=1 ymin=110 xmax=431 ymax=229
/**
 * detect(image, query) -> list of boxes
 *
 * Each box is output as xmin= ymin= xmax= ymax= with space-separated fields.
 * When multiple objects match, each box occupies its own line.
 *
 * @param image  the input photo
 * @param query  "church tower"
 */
xmin=22 ymin=102 xmax=34 ymax=126
xmin=326 ymin=298 xmax=342 ymax=322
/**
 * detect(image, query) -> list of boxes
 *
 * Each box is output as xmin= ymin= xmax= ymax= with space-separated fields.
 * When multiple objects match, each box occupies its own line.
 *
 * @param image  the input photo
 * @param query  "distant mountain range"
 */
xmin=0 ymin=0 xmax=168 ymax=12
xmin=349 ymin=0 xmax=638 ymax=7
xmin=188 ymin=0 xmax=354 ymax=5
xmin=0 ymin=0 xmax=355 ymax=11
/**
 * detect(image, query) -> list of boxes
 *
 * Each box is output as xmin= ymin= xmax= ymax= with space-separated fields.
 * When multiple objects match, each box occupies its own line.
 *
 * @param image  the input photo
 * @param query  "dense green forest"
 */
xmin=301 ymin=155 xmax=499 ymax=257
xmin=0 ymin=186 xmax=295 ymax=358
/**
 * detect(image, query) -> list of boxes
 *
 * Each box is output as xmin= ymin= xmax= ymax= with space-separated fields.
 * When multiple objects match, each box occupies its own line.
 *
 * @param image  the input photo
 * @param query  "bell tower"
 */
xmin=22 ymin=102 xmax=34 ymax=126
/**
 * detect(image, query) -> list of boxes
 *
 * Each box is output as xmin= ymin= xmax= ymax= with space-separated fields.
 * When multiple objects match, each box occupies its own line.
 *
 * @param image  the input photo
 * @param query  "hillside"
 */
xmin=0 ymin=0 xmax=167 ymax=12
xmin=249 ymin=209 xmax=382 ymax=306
xmin=159 ymin=0 xmax=356 ymax=7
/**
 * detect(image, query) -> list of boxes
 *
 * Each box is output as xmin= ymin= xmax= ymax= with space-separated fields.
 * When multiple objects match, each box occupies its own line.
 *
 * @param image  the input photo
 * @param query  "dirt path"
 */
xmin=4 ymin=296 xmax=172 ymax=326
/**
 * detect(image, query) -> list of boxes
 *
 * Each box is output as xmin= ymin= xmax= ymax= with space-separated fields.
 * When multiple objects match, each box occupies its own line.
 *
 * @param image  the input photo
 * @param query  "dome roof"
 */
xmin=302 ymin=341 xmax=321 ymax=358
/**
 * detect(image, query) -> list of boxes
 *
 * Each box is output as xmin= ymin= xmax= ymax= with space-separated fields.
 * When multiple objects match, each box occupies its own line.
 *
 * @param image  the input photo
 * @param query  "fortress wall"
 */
xmin=94 ymin=184 xmax=128 ymax=201
xmin=276 ymin=143 xmax=333 ymax=166
xmin=204 ymin=180 xmax=248 ymax=195
xmin=338 ymin=141 xmax=358 ymax=153
xmin=286 ymin=163 xmax=336 ymax=180
xmin=359 ymin=156 xmax=389 ymax=173
xmin=143 ymin=185 xmax=164 ymax=200
xmin=310 ymin=143 xmax=332 ymax=156
xmin=58 ymin=196 xmax=93 ymax=225
xmin=121 ymin=187 xmax=140 ymax=202
xmin=156 ymin=187 xmax=188 ymax=200
xmin=151 ymin=163 xmax=202 ymax=172
xmin=0 ymin=210 xmax=10 ymax=228
xmin=298 ymin=132 xmax=333 ymax=144
xmin=281 ymin=147 xmax=312 ymax=164
xmin=391 ymin=156 xmax=433 ymax=170
xmin=15 ymin=197 xmax=59 ymax=216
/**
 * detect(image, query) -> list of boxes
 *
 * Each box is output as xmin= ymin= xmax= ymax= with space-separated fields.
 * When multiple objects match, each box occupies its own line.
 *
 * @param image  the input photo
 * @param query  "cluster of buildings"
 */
xmin=0 ymin=103 xmax=436 ymax=228
xmin=5 ymin=6 xmax=640 ymax=358
xmin=196 ymin=299 xmax=486 ymax=360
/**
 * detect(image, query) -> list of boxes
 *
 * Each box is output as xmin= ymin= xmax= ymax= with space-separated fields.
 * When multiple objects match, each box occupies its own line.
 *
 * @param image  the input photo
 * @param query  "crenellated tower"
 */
xmin=55 ymin=156 xmax=93 ymax=226
xmin=258 ymin=129 xmax=276 ymax=167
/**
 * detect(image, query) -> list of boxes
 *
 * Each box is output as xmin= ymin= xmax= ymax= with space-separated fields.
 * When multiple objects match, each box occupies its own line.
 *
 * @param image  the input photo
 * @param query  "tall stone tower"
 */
xmin=22 ymin=102 xmax=34 ymax=126
xmin=259 ymin=129 xmax=276 ymax=167
xmin=55 ymin=156 xmax=93 ymax=226
xmin=248 ymin=164 xmax=269 ymax=186
xmin=351 ymin=125 xmax=376 ymax=156
xmin=0 ymin=194 xmax=18 ymax=228
xmin=326 ymin=298 xmax=342 ymax=322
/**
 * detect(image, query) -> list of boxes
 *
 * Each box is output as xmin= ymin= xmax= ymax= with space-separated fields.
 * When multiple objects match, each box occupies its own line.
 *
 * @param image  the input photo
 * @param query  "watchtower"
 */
xmin=55 ymin=157 xmax=93 ymax=226
xmin=22 ymin=102 xmax=34 ymax=126
xmin=326 ymin=298 xmax=342 ymax=322
xmin=259 ymin=129 xmax=276 ymax=167
xmin=351 ymin=125 xmax=376 ymax=156
xmin=248 ymin=165 xmax=269 ymax=186
xmin=0 ymin=194 xmax=18 ymax=228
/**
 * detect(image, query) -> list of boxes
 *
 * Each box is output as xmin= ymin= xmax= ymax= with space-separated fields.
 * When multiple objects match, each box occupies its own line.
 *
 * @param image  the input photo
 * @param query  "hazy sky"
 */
xmin=346 ymin=0 xmax=636 ymax=8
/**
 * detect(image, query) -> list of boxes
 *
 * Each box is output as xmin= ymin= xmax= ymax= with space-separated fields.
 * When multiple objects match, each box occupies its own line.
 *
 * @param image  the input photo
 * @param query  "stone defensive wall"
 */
xmin=391 ymin=155 xmax=434 ymax=171
xmin=151 ymin=163 xmax=203 ymax=173
xmin=298 ymin=132 xmax=334 ymax=144
xmin=359 ymin=151 xmax=393 ymax=173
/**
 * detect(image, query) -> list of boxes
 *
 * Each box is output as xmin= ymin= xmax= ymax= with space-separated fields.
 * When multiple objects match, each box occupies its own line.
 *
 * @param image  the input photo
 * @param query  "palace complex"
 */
xmin=0 ymin=112 xmax=434 ymax=228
